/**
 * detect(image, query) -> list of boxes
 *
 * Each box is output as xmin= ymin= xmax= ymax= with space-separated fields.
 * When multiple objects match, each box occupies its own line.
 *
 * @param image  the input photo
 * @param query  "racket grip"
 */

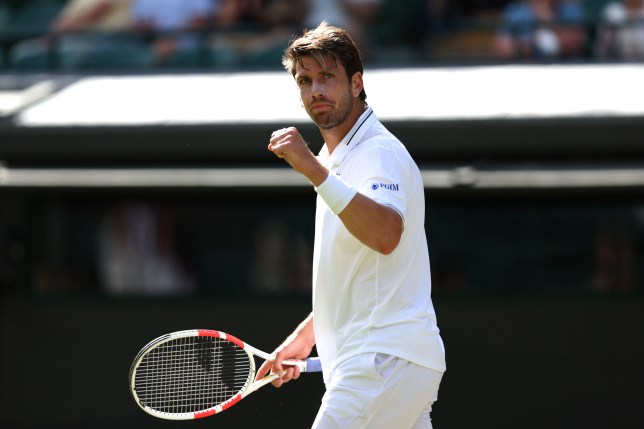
xmin=305 ymin=357 xmax=322 ymax=373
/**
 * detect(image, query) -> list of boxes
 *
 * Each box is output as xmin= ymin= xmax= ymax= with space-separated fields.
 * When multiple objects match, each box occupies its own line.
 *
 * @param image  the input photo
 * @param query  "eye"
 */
xmin=297 ymin=77 xmax=311 ymax=87
xmin=323 ymin=73 xmax=334 ymax=80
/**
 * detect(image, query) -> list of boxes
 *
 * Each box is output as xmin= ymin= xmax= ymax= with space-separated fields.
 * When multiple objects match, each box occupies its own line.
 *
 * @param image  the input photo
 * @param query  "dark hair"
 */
xmin=282 ymin=21 xmax=367 ymax=103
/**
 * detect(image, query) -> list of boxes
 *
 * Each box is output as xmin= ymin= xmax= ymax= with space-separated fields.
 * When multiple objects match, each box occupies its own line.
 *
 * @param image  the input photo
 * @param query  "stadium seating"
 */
xmin=5 ymin=0 xmax=65 ymax=36
xmin=0 ymin=0 xmax=640 ymax=70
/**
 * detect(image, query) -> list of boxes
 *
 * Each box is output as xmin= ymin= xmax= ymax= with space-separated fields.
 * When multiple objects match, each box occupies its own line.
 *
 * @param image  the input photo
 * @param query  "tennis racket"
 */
xmin=129 ymin=329 xmax=321 ymax=420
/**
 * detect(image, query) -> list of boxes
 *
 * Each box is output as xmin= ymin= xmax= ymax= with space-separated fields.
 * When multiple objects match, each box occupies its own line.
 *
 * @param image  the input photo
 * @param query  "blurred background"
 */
xmin=1 ymin=0 xmax=643 ymax=428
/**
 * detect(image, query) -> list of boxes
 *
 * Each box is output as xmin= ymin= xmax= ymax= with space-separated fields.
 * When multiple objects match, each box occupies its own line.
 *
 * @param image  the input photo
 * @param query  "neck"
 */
xmin=321 ymin=103 xmax=367 ymax=154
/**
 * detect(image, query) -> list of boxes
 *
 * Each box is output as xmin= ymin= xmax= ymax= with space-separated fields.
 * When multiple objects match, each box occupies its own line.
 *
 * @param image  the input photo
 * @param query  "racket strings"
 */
xmin=133 ymin=336 xmax=251 ymax=414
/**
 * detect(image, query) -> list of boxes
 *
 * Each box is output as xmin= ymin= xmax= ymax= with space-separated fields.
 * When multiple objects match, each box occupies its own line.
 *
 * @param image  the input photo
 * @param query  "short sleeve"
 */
xmin=348 ymin=141 xmax=409 ymax=222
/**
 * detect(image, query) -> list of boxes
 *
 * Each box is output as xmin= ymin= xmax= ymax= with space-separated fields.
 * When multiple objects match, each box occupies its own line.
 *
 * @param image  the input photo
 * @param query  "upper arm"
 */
xmin=349 ymin=143 xmax=409 ymax=224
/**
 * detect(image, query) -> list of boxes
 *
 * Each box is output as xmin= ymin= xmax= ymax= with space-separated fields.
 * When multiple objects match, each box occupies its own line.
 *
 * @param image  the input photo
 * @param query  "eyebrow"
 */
xmin=294 ymin=60 xmax=339 ymax=81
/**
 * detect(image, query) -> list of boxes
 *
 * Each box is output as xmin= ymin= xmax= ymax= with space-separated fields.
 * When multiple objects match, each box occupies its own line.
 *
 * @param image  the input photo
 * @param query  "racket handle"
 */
xmin=282 ymin=357 xmax=322 ymax=373
xmin=304 ymin=357 xmax=322 ymax=373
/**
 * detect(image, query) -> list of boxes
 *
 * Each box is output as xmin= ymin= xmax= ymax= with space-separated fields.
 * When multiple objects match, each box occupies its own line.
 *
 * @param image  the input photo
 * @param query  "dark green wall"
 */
xmin=2 ymin=297 xmax=643 ymax=428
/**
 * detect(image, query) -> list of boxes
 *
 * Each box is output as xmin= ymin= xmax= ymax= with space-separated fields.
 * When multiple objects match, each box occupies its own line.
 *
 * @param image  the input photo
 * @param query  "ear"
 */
xmin=351 ymin=72 xmax=363 ymax=99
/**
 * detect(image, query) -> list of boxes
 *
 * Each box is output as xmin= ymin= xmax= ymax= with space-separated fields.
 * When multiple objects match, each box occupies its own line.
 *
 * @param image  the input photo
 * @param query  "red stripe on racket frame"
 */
xmin=197 ymin=329 xmax=246 ymax=349
xmin=194 ymin=393 xmax=243 ymax=419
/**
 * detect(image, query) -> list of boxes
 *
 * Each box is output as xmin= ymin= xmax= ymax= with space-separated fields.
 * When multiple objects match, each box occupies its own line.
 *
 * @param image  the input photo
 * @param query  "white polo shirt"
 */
xmin=313 ymin=107 xmax=446 ymax=383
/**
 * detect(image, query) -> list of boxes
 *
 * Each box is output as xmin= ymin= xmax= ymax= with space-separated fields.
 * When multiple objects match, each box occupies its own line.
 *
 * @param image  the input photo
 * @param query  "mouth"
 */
xmin=310 ymin=102 xmax=332 ymax=112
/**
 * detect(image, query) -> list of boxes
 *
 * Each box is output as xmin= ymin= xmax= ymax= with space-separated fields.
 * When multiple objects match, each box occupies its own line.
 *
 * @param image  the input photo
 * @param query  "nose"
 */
xmin=310 ymin=80 xmax=324 ymax=98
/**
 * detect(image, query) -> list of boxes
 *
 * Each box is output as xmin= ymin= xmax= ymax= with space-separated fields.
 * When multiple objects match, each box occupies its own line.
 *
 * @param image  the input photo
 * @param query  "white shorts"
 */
xmin=312 ymin=353 xmax=444 ymax=429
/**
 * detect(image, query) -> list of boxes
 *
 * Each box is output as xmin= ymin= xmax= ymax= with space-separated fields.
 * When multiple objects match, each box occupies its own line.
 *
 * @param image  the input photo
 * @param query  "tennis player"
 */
xmin=255 ymin=21 xmax=446 ymax=429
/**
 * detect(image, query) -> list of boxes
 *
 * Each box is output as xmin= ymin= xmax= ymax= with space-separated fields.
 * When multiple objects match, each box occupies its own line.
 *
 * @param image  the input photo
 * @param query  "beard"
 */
xmin=306 ymin=90 xmax=353 ymax=130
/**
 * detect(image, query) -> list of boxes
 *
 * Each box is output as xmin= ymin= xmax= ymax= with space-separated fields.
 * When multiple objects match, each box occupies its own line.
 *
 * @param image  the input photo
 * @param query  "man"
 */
xmin=303 ymin=0 xmax=383 ymax=58
xmin=8 ymin=0 xmax=134 ymax=69
xmin=130 ymin=0 xmax=215 ymax=64
xmin=255 ymin=22 xmax=446 ymax=428
xmin=493 ymin=0 xmax=586 ymax=60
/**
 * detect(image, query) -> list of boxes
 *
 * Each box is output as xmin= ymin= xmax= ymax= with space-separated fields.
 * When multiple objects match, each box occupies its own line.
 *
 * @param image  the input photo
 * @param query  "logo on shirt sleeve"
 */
xmin=371 ymin=182 xmax=399 ymax=191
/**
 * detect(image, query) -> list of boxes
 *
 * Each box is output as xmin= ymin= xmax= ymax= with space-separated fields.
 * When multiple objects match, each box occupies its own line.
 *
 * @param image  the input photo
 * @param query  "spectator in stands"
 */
xmin=595 ymin=0 xmax=644 ymax=60
xmin=100 ymin=203 xmax=195 ymax=296
xmin=215 ymin=0 xmax=264 ymax=29
xmin=209 ymin=0 xmax=308 ymax=66
xmin=303 ymin=0 xmax=383 ymax=58
xmin=424 ymin=0 xmax=450 ymax=36
xmin=130 ymin=0 xmax=216 ymax=64
xmin=493 ymin=0 xmax=587 ymax=60
xmin=8 ymin=0 xmax=134 ymax=68
xmin=51 ymin=0 xmax=132 ymax=34
xmin=250 ymin=217 xmax=313 ymax=294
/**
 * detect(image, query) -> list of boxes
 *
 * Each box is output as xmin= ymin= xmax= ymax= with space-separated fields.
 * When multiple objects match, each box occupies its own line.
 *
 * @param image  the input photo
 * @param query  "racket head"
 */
xmin=129 ymin=329 xmax=254 ymax=420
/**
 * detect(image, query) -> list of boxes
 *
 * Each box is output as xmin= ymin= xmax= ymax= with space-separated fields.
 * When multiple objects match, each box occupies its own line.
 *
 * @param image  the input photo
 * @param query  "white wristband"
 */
xmin=315 ymin=173 xmax=357 ymax=215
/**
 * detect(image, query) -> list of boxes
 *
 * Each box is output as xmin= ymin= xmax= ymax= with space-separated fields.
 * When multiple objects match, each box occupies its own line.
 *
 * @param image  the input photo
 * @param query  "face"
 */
xmin=294 ymin=54 xmax=361 ymax=130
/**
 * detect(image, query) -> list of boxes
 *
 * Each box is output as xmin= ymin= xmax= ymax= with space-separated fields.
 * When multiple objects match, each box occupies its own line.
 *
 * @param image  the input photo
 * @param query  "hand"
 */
xmin=255 ymin=351 xmax=302 ymax=388
xmin=268 ymin=127 xmax=328 ymax=186
xmin=254 ymin=321 xmax=315 ymax=388
xmin=268 ymin=127 xmax=308 ymax=162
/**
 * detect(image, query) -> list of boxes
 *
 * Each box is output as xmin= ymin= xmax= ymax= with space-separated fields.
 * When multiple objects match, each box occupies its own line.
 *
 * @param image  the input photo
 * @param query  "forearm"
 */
xmin=284 ymin=313 xmax=315 ymax=350
xmin=53 ymin=2 xmax=113 ymax=32
xmin=338 ymin=193 xmax=402 ymax=255
xmin=255 ymin=313 xmax=315 ymax=385
xmin=272 ymin=314 xmax=315 ymax=363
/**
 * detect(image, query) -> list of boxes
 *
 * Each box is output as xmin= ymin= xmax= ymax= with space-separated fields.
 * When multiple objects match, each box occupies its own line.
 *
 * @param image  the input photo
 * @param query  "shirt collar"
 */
xmin=318 ymin=107 xmax=376 ymax=169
